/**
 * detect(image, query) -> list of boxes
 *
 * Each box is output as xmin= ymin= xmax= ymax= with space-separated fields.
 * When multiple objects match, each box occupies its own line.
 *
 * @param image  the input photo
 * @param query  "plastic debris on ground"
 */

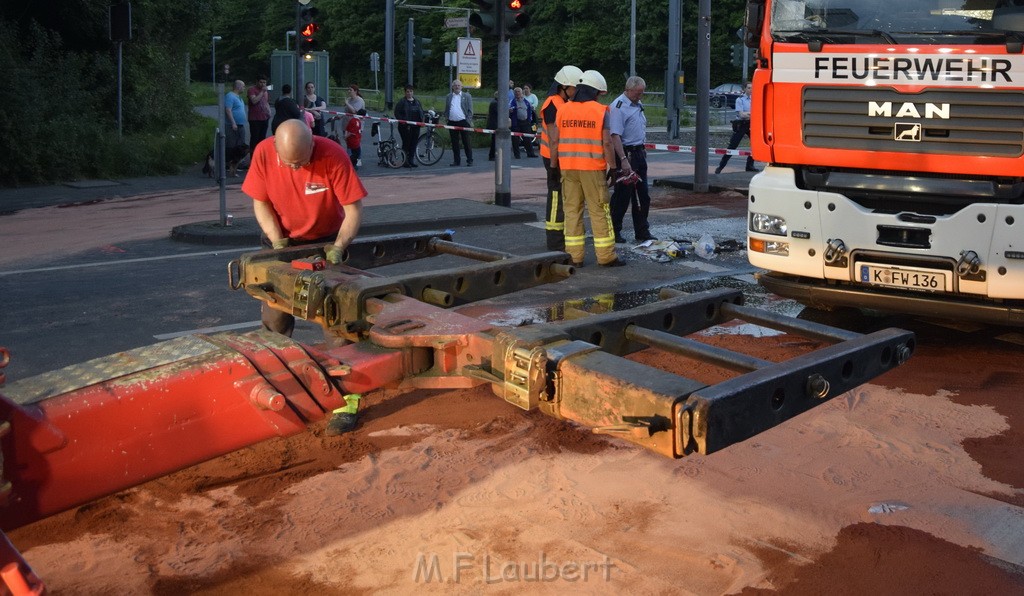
xmin=632 ymin=239 xmax=688 ymax=263
xmin=868 ymin=502 xmax=911 ymax=514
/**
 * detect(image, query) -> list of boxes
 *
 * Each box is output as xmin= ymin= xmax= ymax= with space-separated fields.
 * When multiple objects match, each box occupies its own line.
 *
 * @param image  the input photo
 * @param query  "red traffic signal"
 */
xmin=299 ymin=6 xmax=319 ymax=53
xmin=504 ymin=0 xmax=529 ymax=35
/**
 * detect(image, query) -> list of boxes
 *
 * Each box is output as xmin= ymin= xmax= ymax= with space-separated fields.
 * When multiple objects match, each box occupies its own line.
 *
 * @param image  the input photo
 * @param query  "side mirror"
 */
xmin=744 ymin=0 xmax=766 ymax=48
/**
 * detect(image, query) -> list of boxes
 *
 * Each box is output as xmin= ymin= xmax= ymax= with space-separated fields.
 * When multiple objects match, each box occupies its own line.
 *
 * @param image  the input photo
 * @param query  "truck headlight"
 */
xmin=750 ymin=212 xmax=788 ymax=236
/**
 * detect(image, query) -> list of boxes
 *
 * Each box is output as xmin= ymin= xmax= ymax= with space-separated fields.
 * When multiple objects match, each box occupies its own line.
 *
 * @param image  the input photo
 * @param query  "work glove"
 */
xmin=271 ymin=238 xmax=290 ymax=250
xmin=325 ymin=244 xmax=344 ymax=264
xmin=606 ymin=168 xmax=620 ymax=189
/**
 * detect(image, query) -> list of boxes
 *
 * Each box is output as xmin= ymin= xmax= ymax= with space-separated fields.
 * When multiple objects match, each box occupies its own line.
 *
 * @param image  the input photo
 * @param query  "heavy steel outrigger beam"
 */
xmin=0 ymin=231 xmax=914 ymax=594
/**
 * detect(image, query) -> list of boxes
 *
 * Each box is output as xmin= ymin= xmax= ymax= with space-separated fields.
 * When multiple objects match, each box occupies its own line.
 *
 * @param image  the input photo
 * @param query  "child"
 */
xmin=345 ymin=108 xmax=365 ymax=169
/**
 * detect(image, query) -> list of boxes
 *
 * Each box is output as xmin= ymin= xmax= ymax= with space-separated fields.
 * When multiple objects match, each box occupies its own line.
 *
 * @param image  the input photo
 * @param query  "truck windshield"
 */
xmin=771 ymin=0 xmax=1024 ymax=42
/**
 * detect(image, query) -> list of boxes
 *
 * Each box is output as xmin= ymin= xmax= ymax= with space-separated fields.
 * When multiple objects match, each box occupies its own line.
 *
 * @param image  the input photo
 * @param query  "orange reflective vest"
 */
xmin=556 ymin=101 xmax=607 ymax=171
xmin=537 ymin=94 xmax=564 ymax=159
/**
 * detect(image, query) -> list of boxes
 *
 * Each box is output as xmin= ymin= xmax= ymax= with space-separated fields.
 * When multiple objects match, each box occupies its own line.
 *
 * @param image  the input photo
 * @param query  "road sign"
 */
xmin=456 ymin=37 xmax=482 ymax=88
xmin=445 ymin=17 xmax=469 ymax=29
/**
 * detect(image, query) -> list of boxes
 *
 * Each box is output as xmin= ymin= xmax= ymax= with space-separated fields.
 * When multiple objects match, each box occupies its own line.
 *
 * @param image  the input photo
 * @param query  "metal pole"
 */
xmin=694 ymin=0 xmax=711 ymax=192
xmin=666 ymin=0 xmax=680 ymax=138
xmin=630 ymin=0 xmax=637 ymax=77
xmin=217 ymin=82 xmax=227 ymax=226
xmin=407 ymin=18 xmax=414 ymax=87
xmin=294 ymin=4 xmax=302 ymax=97
xmin=210 ymin=37 xmax=217 ymax=93
xmin=117 ymin=41 xmax=123 ymax=139
xmin=385 ymin=0 xmax=395 ymax=109
xmin=495 ymin=11 xmax=512 ymax=207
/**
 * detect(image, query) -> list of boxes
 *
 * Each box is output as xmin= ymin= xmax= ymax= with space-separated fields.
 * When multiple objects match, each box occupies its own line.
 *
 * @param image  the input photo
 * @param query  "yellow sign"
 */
xmin=459 ymin=73 xmax=481 ymax=89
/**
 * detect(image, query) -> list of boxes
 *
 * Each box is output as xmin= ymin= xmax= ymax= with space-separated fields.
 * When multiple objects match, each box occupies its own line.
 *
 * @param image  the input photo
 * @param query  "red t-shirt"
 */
xmin=242 ymin=136 xmax=367 ymax=241
xmin=345 ymin=117 xmax=362 ymax=150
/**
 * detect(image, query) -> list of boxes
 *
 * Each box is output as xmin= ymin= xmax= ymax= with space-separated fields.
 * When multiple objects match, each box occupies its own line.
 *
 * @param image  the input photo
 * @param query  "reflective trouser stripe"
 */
xmin=561 ymin=169 xmax=618 ymax=265
xmin=545 ymin=189 xmax=562 ymax=230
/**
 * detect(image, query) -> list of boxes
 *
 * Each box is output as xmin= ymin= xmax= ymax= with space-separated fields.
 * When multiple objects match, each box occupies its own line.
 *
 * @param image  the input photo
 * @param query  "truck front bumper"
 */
xmin=758 ymin=272 xmax=1024 ymax=327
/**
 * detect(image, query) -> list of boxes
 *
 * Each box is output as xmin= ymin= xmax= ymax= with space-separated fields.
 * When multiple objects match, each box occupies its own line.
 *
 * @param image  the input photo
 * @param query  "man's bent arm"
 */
xmin=333 ymin=200 xmax=363 ymax=249
xmin=253 ymin=200 xmax=284 ymax=243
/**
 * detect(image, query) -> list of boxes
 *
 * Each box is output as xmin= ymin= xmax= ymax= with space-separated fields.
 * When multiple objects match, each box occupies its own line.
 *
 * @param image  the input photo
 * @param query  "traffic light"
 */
xmin=503 ymin=0 xmax=530 ymax=36
xmin=299 ymin=6 xmax=320 ymax=54
xmin=413 ymin=35 xmax=432 ymax=59
xmin=469 ymin=0 xmax=499 ymax=36
xmin=731 ymin=43 xmax=743 ymax=67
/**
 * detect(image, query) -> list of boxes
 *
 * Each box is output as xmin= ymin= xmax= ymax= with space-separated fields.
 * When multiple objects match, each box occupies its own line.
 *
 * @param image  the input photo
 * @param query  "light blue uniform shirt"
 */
xmin=608 ymin=92 xmax=646 ymax=146
xmin=735 ymin=94 xmax=752 ymax=118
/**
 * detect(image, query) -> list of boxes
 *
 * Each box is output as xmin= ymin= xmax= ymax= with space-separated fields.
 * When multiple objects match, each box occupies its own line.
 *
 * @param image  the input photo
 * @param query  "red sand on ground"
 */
xmin=4 ymin=182 xmax=1023 ymax=593
xmin=9 ymin=330 xmax=1024 ymax=594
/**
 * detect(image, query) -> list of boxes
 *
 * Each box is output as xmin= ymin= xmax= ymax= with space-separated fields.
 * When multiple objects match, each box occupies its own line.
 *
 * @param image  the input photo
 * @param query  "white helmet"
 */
xmin=554 ymin=65 xmax=584 ymax=87
xmin=581 ymin=69 xmax=607 ymax=93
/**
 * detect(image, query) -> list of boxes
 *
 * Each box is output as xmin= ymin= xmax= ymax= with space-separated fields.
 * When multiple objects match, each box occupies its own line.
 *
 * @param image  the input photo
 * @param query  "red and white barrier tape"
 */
xmin=324 ymin=109 xmax=752 ymax=157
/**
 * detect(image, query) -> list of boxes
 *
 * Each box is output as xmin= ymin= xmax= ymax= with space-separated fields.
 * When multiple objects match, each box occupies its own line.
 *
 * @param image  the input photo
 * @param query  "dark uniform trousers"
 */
xmin=717 ymin=119 xmax=755 ymax=171
xmin=611 ymin=145 xmax=652 ymax=239
xmin=542 ymin=157 xmax=565 ymax=251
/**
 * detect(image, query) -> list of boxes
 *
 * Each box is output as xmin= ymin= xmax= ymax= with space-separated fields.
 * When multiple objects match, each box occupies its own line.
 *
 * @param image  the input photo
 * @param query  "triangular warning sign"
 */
xmin=463 ymin=44 xmax=476 ymax=57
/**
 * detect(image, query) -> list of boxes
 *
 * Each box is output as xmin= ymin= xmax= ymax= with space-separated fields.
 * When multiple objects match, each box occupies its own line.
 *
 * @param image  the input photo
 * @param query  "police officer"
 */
xmin=609 ymin=76 xmax=656 ymax=244
xmin=537 ymin=65 xmax=583 ymax=251
xmin=715 ymin=82 xmax=757 ymax=174
xmin=550 ymin=69 xmax=624 ymax=268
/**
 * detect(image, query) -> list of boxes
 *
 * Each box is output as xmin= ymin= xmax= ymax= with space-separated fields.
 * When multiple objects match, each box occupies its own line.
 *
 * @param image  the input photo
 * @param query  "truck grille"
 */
xmin=802 ymin=87 xmax=1024 ymax=158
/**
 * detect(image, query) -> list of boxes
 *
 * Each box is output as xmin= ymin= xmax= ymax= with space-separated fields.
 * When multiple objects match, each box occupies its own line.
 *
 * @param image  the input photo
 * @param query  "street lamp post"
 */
xmin=210 ymin=35 xmax=222 ymax=92
xmin=285 ymin=30 xmax=296 ymax=51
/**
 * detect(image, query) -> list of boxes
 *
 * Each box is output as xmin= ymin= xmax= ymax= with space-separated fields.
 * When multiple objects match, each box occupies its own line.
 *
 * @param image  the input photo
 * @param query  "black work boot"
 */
xmin=325 ymin=412 xmax=359 ymax=436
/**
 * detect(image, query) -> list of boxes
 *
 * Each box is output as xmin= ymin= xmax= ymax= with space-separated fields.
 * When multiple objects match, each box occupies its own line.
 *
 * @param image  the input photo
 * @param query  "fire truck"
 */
xmin=744 ymin=0 xmax=1024 ymax=324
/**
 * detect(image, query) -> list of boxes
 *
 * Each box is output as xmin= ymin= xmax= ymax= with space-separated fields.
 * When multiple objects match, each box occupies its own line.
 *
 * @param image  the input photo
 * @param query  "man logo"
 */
xmin=894 ymin=122 xmax=921 ymax=142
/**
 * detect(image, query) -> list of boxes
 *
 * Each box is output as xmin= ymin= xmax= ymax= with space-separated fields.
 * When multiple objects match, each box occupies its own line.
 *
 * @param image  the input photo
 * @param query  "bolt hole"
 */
xmin=589 ymin=331 xmax=603 ymax=346
xmin=662 ymin=312 xmax=675 ymax=330
xmin=372 ymin=244 xmax=385 ymax=258
xmin=771 ymin=388 xmax=785 ymax=411
xmin=1007 ymin=216 xmax=1015 ymax=226
xmin=804 ymin=201 xmax=812 ymax=210
xmin=414 ymin=239 xmax=426 ymax=252
xmin=841 ymin=359 xmax=853 ymax=380
xmin=455 ymin=276 xmax=468 ymax=293
xmin=493 ymin=271 xmax=505 ymax=286
xmin=978 ymin=214 xmax=987 ymax=223
xmin=705 ymin=303 xmax=716 ymax=319
xmin=534 ymin=264 xmax=544 ymax=279
xmin=880 ymin=346 xmax=892 ymax=366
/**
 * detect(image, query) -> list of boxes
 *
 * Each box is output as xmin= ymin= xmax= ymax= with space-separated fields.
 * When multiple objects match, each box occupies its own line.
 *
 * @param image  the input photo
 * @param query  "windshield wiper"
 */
xmin=774 ymin=28 xmax=899 ymax=45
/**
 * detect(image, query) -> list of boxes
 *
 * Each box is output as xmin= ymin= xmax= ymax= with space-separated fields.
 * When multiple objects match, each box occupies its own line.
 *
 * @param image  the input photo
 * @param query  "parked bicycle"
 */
xmin=372 ymin=116 xmax=406 ymax=169
xmin=414 ymin=109 xmax=447 ymax=166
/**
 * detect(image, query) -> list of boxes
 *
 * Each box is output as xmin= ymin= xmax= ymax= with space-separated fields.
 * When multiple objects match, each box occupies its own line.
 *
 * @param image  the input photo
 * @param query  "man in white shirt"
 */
xmin=444 ymin=80 xmax=475 ymax=166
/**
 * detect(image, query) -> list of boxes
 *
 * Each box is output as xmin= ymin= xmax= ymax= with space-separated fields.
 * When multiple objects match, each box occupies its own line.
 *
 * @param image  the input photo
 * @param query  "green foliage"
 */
xmin=189 ymin=82 xmax=221 ymax=106
xmin=0 ymin=0 xmax=213 ymax=185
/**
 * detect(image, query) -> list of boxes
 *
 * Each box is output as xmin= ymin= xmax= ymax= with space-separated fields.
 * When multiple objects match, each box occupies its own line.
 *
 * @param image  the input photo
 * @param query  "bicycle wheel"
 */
xmin=386 ymin=144 xmax=406 ymax=168
xmin=415 ymin=131 xmax=446 ymax=166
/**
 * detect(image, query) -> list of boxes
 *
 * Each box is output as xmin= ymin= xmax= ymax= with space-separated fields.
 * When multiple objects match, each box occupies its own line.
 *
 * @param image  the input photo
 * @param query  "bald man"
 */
xmin=242 ymin=118 xmax=367 ymax=336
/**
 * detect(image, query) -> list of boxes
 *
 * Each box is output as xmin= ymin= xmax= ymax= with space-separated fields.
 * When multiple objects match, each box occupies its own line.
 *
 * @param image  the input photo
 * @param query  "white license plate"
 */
xmin=858 ymin=263 xmax=950 ymax=292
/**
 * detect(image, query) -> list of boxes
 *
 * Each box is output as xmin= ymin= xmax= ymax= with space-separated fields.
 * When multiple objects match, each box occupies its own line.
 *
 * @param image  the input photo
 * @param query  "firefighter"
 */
xmin=537 ymin=65 xmax=583 ymax=252
xmin=549 ymin=69 xmax=625 ymax=268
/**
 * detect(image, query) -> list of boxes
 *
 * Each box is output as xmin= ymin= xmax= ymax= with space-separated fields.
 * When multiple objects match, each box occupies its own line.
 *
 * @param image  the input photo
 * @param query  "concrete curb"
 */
xmin=170 ymin=198 xmax=538 ymax=246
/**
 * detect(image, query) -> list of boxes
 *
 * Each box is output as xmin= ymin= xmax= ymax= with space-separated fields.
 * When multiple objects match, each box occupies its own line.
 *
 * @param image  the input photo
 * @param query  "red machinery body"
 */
xmin=0 ymin=231 xmax=914 ymax=594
